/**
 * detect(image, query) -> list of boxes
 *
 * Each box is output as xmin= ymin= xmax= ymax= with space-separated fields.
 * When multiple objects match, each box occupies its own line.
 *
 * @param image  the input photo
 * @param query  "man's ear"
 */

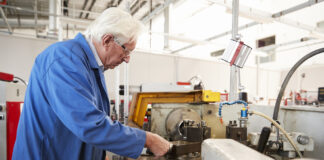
xmin=101 ymin=34 xmax=114 ymax=47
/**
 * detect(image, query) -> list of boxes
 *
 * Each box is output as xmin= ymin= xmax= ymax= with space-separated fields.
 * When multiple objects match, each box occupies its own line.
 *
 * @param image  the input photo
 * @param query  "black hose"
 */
xmin=273 ymin=48 xmax=324 ymax=120
xmin=14 ymin=76 xmax=27 ymax=86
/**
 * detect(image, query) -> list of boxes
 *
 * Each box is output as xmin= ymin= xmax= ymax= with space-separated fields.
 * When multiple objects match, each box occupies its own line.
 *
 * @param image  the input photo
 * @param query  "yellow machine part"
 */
xmin=128 ymin=90 xmax=220 ymax=127
xmin=202 ymin=90 xmax=220 ymax=102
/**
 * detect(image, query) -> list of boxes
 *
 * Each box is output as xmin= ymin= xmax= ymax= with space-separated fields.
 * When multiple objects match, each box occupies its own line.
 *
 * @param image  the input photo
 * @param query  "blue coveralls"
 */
xmin=12 ymin=33 xmax=146 ymax=160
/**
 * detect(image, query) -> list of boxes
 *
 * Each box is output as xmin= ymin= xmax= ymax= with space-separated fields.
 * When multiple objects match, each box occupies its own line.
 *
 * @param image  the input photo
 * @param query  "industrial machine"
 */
xmin=127 ymin=90 xmax=223 ymax=159
xmin=126 ymin=90 xmax=316 ymax=160
xmin=0 ymin=72 xmax=26 ymax=160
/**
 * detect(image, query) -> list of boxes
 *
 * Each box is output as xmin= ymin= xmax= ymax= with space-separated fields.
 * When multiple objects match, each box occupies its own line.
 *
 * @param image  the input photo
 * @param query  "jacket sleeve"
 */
xmin=44 ymin=50 xmax=146 ymax=159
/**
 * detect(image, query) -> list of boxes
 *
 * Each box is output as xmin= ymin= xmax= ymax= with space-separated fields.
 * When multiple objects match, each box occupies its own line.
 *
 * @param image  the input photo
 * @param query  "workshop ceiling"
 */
xmin=1 ymin=0 xmax=324 ymax=70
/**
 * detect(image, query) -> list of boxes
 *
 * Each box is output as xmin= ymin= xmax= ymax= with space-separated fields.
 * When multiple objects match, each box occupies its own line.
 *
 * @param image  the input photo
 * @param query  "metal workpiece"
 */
xmin=202 ymin=139 xmax=273 ymax=160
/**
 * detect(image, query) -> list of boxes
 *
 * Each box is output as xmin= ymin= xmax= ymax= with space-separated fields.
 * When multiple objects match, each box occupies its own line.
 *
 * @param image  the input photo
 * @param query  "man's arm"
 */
xmin=44 ymin=53 xmax=145 ymax=159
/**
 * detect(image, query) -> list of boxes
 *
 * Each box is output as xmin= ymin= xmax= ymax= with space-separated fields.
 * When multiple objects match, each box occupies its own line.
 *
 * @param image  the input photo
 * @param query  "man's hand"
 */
xmin=145 ymin=132 xmax=171 ymax=158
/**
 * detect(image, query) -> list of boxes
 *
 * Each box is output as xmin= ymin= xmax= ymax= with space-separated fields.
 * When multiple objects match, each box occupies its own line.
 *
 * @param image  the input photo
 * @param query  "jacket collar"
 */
xmin=74 ymin=33 xmax=100 ymax=69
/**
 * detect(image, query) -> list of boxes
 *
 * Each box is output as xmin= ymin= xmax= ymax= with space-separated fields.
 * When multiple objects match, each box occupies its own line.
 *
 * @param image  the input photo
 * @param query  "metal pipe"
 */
xmin=164 ymin=3 xmax=170 ymax=50
xmin=132 ymin=1 xmax=147 ymax=15
xmin=79 ymin=0 xmax=89 ymax=18
xmin=62 ymin=6 xmax=100 ymax=16
xmin=174 ymin=57 xmax=179 ymax=84
xmin=0 ymin=18 xmax=88 ymax=29
xmin=229 ymin=0 xmax=239 ymax=101
xmin=48 ymin=0 xmax=57 ymax=36
xmin=34 ymin=0 xmax=38 ymax=36
xmin=57 ymin=0 xmax=63 ymax=41
xmin=85 ymin=0 xmax=96 ymax=19
xmin=0 ymin=4 xmax=59 ymax=17
xmin=141 ymin=0 xmax=173 ymax=24
xmin=115 ymin=66 xmax=120 ymax=121
xmin=232 ymin=0 xmax=238 ymax=39
xmin=272 ymin=0 xmax=324 ymax=18
xmin=171 ymin=22 xmax=258 ymax=53
xmin=123 ymin=63 xmax=129 ymax=124
xmin=0 ymin=7 xmax=12 ymax=34
xmin=256 ymin=56 xmax=260 ymax=96
xmin=149 ymin=0 xmax=152 ymax=48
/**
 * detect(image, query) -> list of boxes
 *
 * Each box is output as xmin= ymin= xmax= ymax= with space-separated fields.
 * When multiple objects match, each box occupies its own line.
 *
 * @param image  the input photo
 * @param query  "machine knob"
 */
xmin=297 ymin=135 xmax=310 ymax=145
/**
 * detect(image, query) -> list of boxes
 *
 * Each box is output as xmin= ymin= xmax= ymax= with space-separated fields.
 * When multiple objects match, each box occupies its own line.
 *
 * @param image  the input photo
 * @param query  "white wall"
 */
xmin=0 ymin=34 xmax=55 ymax=80
xmin=0 ymin=34 xmax=281 ymax=103
xmin=280 ymin=64 xmax=324 ymax=96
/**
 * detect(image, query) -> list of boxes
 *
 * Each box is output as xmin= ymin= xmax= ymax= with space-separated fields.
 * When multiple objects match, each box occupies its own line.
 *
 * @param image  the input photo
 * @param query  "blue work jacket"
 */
xmin=12 ymin=33 xmax=146 ymax=160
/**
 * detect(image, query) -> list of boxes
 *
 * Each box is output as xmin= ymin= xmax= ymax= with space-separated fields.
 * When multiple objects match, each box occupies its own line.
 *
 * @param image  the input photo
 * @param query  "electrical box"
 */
xmin=318 ymin=87 xmax=324 ymax=103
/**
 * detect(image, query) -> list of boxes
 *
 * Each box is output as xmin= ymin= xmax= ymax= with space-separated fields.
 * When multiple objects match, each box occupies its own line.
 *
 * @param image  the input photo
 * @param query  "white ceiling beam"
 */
xmin=141 ymin=0 xmax=174 ymax=23
xmin=272 ymin=0 xmax=324 ymax=18
xmin=208 ymin=0 xmax=324 ymax=36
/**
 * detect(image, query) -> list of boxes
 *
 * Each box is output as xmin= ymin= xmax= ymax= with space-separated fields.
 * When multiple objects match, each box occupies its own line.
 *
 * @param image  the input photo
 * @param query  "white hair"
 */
xmin=84 ymin=7 xmax=144 ymax=45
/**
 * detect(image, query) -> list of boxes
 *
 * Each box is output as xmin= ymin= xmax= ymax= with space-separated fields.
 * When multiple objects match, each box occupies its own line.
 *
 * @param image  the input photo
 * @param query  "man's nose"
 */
xmin=123 ymin=56 xmax=130 ymax=63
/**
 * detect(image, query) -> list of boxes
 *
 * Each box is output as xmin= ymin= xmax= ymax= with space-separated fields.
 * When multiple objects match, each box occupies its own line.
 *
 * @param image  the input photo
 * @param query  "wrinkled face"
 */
xmin=94 ymin=34 xmax=136 ymax=70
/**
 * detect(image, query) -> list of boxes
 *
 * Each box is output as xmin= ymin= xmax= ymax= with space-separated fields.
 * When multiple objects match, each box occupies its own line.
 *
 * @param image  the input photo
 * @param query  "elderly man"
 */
xmin=12 ymin=8 xmax=170 ymax=160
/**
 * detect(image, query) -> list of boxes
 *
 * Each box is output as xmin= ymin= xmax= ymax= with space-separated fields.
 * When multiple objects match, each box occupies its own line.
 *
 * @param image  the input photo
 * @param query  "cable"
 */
xmin=273 ymin=48 xmax=324 ymax=120
xmin=14 ymin=76 xmax=27 ymax=86
xmin=250 ymin=110 xmax=303 ymax=158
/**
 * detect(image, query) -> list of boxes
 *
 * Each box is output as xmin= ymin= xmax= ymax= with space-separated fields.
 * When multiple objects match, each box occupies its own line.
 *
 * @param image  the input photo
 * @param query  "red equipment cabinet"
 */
xmin=6 ymin=101 xmax=22 ymax=160
xmin=0 ymin=81 xmax=26 ymax=160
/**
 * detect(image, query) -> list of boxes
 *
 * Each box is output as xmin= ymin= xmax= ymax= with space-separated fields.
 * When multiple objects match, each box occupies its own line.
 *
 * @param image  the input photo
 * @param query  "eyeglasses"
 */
xmin=114 ymin=38 xmax=132 ymax=57
xmin=120 ymin=44 xmax=131 ymax=56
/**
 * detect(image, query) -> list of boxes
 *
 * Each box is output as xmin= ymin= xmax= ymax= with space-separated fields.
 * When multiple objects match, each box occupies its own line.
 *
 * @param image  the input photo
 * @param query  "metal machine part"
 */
xmin=249 ymin=132 xmax=314 ymax=158
xmin=226 ymin=120 xmax=247 ymax=144
xmin=150 ymin=103 xmax=224 ymax=140
xmin=282 ymin=132 xmax=314 ymax=152
xmin=297 ymin=135 xmax=310 ymax=145
xmin=167 ymin=141 xmax=201 ymax=159
xmin=145 ymin=103 xmax=217 ymax=159
xmin=182 ymin=119 xmax=211 ymax=142
xmin=165 ymin=108 xmax=201 ymax=141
